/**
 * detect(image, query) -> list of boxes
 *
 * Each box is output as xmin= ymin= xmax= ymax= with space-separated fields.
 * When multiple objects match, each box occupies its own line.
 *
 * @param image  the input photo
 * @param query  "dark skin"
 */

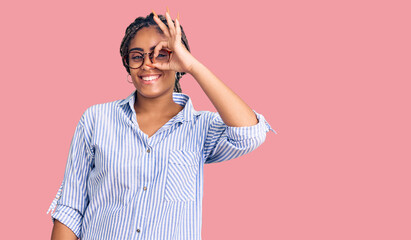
xmin=134 ymin=103 xmax=183 ymax=138
xmin=51 ymin=220 xmax=77 ymax=240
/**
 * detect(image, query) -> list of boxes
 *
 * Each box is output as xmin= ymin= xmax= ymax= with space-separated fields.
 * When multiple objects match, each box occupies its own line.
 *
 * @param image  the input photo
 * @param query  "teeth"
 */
xmin=141 ymin=75 xmax=160 ymax=81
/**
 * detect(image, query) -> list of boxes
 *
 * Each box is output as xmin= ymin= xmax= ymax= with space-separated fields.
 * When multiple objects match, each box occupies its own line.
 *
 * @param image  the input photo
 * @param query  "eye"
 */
xmin=132 ymin=55 xmax=143 ymax=60
xmin=156 ymin=50 xmax=170 ymax=59
xmin=129 ymin=52 xmax=143 ymax=61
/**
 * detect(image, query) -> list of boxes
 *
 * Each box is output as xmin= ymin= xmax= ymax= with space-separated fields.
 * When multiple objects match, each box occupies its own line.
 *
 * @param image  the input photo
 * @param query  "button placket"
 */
xmin=135 ymin=144 xmax=150 ymax=234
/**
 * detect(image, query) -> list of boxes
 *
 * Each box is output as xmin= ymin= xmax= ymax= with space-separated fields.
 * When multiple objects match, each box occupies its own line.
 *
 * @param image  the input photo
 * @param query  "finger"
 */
xmin=165 ymin=11 xmax=176 ymax=36
xmin=152 ymin=9 xmax=158 ymax=18
xmin=147 ymin=62 xmax=169 ymax=70
xmin=166 ymin=5 xmax=175 ymax=33
xmin=145 ymin=63 xmax=156 ymax=69
xmin=152 ymin=13 xmax=170 ymax=37
xmin=152 ymin=41 xmax=169 ymax=63
xmin=175 ymin=18 xmax=181 ymax=37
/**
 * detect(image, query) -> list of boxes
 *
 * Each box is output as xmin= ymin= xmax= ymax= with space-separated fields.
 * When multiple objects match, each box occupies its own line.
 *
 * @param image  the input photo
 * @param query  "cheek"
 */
xmin=163 ymin=71 xmax=176 ymax=84
xmin=130 ymin=70 xmax=139 ymax=80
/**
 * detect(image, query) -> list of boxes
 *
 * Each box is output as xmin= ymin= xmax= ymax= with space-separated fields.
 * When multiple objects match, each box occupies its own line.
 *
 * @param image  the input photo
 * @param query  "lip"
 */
xmin=139 ymin=74 xmax=161 ymax=84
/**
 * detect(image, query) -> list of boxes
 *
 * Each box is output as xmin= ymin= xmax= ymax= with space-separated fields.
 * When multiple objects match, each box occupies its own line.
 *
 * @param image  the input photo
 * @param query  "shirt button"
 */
xmin=143 ymin=186 xmax=147 ymax=191
xmin=146 ymin=148 xmax=150 ymax=153
xmin=136 ymin=229 xmax=141 ymax=233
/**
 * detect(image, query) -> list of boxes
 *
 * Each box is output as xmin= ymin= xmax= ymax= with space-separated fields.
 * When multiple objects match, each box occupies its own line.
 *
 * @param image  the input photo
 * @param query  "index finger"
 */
xmin=175 ymin=18 xmax=181 ymax=37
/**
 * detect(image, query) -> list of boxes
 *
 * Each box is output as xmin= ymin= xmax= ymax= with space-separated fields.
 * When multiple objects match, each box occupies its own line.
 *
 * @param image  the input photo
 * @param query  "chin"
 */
xmin=136 ymin=87 xmax=173 ymax=99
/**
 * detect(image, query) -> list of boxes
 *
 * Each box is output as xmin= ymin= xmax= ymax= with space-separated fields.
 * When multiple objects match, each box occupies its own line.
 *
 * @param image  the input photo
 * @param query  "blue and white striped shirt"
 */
xmin=47 ymin=90 xmax=276 ymax=240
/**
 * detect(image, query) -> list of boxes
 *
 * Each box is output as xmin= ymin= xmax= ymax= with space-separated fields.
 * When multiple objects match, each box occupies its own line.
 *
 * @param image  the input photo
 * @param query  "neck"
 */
xmin=134 ymin=91 xmax=181 ymax=116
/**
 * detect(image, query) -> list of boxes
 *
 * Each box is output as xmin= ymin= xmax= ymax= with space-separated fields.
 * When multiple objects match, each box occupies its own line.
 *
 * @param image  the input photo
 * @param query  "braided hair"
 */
xmin=120 ymin=12 xmax=191 ymax=93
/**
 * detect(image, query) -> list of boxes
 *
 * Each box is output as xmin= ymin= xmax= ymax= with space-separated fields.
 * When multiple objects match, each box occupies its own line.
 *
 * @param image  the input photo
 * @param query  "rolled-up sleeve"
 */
xmin=47 ymin=109 xmax=94 ymax=238
xmin=203 ymin=110 xmax=277 ymax=164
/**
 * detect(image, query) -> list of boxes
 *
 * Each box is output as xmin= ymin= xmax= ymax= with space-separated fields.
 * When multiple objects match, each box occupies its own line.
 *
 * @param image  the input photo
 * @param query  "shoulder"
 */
xmin=79 ymin=99 xmax=124 ymax=126
xmin=173 ymin=92 xmax=220 ymax=124
xmin=87 ymin=99 xmax=123 ymax=113
xmin=190 ymin=110 xmax=223 ymax=131
xmin=194 ymin=110 xmax=219 ymax=121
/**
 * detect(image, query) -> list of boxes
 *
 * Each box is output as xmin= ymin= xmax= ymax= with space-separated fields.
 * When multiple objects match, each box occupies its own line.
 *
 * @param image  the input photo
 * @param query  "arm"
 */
xmin=188 ymin=60 xmax=258 ymax=127
xmin=51 ymin=220 xmax=78 ymax=240
xmin=47 ymin=108 xmax=94 ymax=239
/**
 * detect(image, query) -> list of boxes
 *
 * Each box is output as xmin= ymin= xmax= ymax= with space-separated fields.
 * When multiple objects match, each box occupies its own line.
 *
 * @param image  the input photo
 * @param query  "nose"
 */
xmin=141 ymin=53 xmax=154 ymax=70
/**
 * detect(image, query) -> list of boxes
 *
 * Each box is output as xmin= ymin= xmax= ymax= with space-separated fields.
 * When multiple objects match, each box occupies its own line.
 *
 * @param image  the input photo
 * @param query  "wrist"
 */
xmin=186 ymin=58 xmax=202 ymax=76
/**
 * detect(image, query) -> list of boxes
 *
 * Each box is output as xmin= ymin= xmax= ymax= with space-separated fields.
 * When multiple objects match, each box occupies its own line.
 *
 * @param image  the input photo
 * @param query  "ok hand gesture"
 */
xmin=149 ymin=9 xmax=197 ymax=74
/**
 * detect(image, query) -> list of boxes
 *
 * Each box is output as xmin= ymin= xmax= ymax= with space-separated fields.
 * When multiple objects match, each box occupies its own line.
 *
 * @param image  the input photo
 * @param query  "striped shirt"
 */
xmin=47 ymin=90 xmax=277 ymax=240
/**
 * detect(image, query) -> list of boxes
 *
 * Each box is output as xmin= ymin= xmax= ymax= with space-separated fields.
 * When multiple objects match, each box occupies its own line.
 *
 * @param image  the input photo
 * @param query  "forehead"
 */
xmin=128 ymin=26 xmax=166 ymax=51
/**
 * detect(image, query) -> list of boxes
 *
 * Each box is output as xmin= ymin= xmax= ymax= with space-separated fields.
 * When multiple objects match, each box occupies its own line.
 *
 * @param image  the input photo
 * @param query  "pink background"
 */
xmin=1 ymin=0 xmax=410 ymax=239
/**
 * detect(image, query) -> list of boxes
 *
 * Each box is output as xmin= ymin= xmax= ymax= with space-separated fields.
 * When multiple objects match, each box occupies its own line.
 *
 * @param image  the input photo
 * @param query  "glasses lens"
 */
xmin=154 ymin=49 xmax=170 ymax=63
xmin=126 ymin=50 xmax=171 ymax=69
xmin=128 ymin=51 xmax=144 ymax=68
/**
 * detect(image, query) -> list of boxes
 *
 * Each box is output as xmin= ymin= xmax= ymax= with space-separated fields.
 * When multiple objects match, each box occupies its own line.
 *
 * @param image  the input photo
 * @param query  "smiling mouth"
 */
xmin=140 ymin=74 xmax=161 ymax=82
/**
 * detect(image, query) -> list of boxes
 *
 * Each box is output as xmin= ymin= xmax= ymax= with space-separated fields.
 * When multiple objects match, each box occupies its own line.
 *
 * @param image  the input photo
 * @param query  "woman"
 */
xmin=48 ymin=8 xmax=276 ymax=240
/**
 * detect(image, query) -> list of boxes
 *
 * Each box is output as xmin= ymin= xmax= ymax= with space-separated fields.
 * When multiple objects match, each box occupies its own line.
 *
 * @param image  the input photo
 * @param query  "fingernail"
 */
xmin=177 ymin=12 xmax=180 ymax=21
xmin=166 ymin=6 xmax=170 ymax=14
xmin=152 ymin=10 xmax=158 ymax=18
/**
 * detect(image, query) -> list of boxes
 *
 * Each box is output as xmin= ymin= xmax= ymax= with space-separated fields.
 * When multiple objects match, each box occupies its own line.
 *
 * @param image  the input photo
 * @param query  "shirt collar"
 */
xmin=118 ymin=90 xmax=199 ymax=122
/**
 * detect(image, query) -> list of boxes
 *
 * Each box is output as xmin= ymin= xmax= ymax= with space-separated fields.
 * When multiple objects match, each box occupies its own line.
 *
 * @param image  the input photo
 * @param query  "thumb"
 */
xmin=147 ymin=62 xmax=169 ymax=70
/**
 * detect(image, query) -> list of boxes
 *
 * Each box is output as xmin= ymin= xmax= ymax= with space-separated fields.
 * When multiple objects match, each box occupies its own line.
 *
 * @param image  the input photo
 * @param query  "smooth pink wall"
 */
xmin=1 ymin=0 xmax=410 ymax=239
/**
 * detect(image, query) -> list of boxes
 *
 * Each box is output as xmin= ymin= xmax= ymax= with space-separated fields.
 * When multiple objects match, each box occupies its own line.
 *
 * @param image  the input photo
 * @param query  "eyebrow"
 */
xmin=129 ymin=46 xmax=156 ymax=52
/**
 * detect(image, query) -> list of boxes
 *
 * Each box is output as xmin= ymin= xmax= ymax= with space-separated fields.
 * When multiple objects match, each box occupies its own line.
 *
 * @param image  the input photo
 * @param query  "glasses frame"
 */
xmin=123 ymin=49 xmax=173 ymax=69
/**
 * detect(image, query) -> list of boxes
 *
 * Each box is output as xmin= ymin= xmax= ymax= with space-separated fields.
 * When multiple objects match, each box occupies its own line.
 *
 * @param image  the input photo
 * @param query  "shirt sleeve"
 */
xmin=203 ymin=110 xmax=277 ymax=164
xmin=46 ymin=109 xmax=94 ymax=238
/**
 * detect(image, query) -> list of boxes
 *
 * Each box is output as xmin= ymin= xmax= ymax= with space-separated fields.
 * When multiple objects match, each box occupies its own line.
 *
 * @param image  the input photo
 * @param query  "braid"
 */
xmin=120 ymin=12 xmax=191 ymax=93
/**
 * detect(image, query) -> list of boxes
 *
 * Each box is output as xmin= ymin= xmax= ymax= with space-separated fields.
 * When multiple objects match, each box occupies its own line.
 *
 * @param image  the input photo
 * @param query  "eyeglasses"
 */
xmin=123 ymin=49 xmax=172 ymax=69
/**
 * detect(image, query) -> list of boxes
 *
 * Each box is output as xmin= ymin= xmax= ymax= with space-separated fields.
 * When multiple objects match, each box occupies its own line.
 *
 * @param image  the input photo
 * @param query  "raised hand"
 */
xmin=149 ymin=8 xmax=197 ymax=74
